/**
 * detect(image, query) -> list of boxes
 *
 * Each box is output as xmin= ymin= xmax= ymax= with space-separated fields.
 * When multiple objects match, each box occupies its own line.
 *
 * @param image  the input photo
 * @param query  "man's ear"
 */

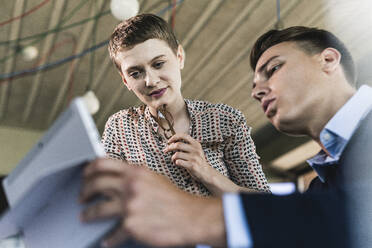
xmin=119 ymin=71 xmax=131 ymax=91
xmin=320 ymin=48 xmax=341 ymax=74
xmin=177 ymin=44 xmax=185 ymax=69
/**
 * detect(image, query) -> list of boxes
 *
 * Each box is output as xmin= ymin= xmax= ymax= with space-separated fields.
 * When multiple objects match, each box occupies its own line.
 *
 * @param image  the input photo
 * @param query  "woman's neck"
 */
xmin=150 ymin=96 xmax=190 ymax=134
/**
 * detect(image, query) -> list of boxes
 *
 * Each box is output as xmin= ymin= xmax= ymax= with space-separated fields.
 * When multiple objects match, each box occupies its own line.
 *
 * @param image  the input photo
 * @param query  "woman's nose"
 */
xmin=145 ymin=70 xmax=160 ymax=87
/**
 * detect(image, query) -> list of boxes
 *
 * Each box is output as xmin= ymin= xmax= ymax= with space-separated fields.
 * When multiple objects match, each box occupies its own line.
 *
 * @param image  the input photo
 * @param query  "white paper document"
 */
xmin=0 ymin=98 xmax=117 ymax=248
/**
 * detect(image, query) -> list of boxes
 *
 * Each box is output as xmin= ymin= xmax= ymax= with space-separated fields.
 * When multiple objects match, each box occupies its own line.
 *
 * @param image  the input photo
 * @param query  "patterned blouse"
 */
xmin=102 ymin=99 xmax=270 ymax=196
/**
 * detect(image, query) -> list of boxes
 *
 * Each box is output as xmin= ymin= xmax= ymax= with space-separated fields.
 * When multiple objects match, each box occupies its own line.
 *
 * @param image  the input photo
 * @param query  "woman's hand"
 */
xmin=164 ymin=134 xmax=254 ymax=196
xmin=163 ymin=133 xmax=215 ymax=183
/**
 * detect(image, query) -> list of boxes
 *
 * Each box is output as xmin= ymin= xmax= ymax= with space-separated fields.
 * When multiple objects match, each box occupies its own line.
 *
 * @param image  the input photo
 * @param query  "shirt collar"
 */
xmin=322 ymin=85 xmax=372 ymax=142
xmin=308 ymin=85 xmax=372 ymax=181
xmin=145 ymin=99 xmax=224 ymax=143
xmin=184 ymin=99 xmax=197 ymax=136
xmin=144 ymin=105 xmax=160 ymax=133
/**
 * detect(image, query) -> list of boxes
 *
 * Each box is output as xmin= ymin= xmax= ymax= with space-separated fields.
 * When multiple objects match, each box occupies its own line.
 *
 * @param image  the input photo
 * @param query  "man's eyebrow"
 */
xmin=257 ymin=55 xmax=280 ymax=73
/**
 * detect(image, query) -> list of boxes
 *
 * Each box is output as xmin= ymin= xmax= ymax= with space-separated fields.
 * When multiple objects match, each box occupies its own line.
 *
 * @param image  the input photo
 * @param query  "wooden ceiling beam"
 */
xmin=22 ymin=0 xmax=67 ymax=122
xmin=181 ymin=0 xmax=224 ymax=50
xmin=181 ymin=0 xmax=263 ymax=91
xmin=192 ymin=0 xmax=302 ymax=101
xmin=0 ymin=0 xmax=25 ymax=120
xmin=89 ymin=56 xmax=111 ymax=92
xmin=47 ymin=0 xmax=106 ymax=125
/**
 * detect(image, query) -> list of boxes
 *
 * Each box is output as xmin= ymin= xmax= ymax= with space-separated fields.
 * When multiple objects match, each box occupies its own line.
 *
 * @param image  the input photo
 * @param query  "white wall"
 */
xmin=0 ymin=126 xmax=43 ymax=175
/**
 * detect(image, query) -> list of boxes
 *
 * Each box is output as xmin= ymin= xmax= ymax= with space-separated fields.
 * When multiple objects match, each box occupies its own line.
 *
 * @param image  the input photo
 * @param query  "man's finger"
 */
xmin=83 ymin=158 xmax=126 ymax=178
xmin=80 ymin=176 xmax=123 ymax=203
xmin=102 ymin=224 xmax=129 ymax=248
xmin=81 ymin=198 xmax=121 ymax=222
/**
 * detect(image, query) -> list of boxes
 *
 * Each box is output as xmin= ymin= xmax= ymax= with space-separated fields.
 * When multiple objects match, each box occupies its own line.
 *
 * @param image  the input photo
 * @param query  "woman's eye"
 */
xmin=153 ymin=61 xmax=165 ymax=69
xmin=129 ymin=71 xmax=141 ymax=79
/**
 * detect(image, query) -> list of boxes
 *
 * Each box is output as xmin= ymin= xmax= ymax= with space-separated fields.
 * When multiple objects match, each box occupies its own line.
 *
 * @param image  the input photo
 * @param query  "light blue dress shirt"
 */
xmin=223 ymin=85 xmax=372 ymax=248
xmin=308 ymin=85 xmax=372 ymax=181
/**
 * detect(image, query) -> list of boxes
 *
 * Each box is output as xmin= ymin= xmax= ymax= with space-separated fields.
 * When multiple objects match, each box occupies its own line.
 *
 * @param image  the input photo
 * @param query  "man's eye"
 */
xmin=267 ymin=64 xmax=282 ymax=78
xmin=153 ymin=61 xmax=165 ymax=69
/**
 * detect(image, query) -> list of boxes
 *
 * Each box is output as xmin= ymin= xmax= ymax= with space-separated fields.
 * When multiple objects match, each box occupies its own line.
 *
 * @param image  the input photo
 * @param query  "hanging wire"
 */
xmin=66 ymin=34 xmax=79 ymax=106
xmin=0 ymin=0 xmax=92 ymax=65
xmin=0 ymin=40 xmax=108 ymax=82
xmin=29 ymin=33 xmax=78 ymax=103
xmin=144 ymin=0 xmax=170 ymax=14
xmin=171 ymin=0 xmax=177 ymax=30
xmin=59 ymin=0 xmax=91 ymax=26
xmin=85 ymin=1 xmax=101 ymax=92
xmin=0 ymin=0 xmax=51 ymax=27
xmin=32 ymin=34 xmax=77 ymax=68
xmin=0 ymin=0 xmax=185 ymax=82
xmin=0 ymin=10 xmax=109 ymax=46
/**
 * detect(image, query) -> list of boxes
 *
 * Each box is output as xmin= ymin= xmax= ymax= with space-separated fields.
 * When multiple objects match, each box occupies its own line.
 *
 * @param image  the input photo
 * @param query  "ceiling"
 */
xmin=1 ymin=0 xmax=372 ymax=182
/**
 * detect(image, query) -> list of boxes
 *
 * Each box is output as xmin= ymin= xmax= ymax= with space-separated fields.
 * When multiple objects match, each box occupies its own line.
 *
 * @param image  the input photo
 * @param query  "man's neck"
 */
xmin=310 ymin=84 xmax=356 ymax=145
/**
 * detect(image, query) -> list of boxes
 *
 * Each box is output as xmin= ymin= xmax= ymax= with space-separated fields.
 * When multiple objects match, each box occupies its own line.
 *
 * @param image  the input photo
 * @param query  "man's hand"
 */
xmin=79 ymin=158 xmax=227 ymax=247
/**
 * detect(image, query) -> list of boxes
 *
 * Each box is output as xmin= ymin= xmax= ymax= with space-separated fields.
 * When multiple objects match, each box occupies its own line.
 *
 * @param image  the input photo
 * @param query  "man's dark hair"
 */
xmin=108 ymin=13 xmax=179 ymax=72
xmin=250 ymin=26 xmax=356 ymax=85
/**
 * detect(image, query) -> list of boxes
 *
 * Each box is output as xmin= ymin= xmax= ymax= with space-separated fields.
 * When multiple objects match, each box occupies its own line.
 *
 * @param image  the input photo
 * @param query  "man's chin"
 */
xmin=271 ymin=117 xmax=307 ymax=137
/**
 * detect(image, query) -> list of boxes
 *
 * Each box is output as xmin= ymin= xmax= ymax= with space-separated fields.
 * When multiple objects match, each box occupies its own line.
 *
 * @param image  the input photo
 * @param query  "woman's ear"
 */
xmin=320 ymin=48 xmax=341 ymax=74
xmin=177 ymin=44 xmax=185 ymax=69
xmin=119 ymin=71 xmax=131 ymax=91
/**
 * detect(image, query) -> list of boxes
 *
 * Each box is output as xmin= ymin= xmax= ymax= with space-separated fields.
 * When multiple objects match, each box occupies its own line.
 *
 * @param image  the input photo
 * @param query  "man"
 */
xmin=80 ymin=26 xmax=372 ymax=247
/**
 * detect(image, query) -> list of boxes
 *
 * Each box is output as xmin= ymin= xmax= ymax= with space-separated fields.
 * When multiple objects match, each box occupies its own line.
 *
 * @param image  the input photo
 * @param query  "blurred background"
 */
xmin=1 ymin=0 xmax=372 ymax=191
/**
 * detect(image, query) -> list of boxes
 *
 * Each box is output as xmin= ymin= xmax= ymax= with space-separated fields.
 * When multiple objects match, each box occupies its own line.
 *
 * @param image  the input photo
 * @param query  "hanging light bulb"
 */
xmin=82 ymin=91 xmax=100 ymax=115
xmin=110 ymin=0 xmax=139 ymax=21
xmin=22 ymin=45 xmax=39 ymax=61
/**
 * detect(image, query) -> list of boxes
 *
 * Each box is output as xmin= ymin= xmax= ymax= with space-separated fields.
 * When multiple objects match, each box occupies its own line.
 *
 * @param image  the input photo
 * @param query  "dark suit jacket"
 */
xmin=0 ymin=176 xmax=8 ymax=214
xmin=240 ymin=110 xmax=372 ymax=248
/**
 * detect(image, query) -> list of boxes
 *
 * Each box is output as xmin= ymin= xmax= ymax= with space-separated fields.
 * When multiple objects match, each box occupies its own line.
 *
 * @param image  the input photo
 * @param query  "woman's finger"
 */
xmin=163 ymin=141 xmax=194 ymax=153
xmin=173 ymin=158 xmax=193 ymax=169
xmin=167 ymin=133 xmax=194 ymax=145
xmin=171 ymin=151 xmax=192 ymax=163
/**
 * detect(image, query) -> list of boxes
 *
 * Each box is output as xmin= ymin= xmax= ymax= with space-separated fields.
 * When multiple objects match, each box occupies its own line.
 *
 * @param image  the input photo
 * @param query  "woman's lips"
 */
xmin=149 ymin=88 xmax=167 ymax=97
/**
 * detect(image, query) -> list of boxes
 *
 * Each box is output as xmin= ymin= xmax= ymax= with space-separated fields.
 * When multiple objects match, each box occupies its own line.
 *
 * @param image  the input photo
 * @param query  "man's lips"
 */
xmin=262 ymin=98 xmax=275 ymax=115
xmin=149 ymin=88 xmax=167 ymax=97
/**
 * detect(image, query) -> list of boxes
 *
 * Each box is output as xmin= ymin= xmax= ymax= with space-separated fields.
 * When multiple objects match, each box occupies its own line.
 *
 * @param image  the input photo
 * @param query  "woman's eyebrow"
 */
xmin=126 ymin=65 xmax=143 ymax=73
xmin=150 ymin=54 xmax=166 ymax=63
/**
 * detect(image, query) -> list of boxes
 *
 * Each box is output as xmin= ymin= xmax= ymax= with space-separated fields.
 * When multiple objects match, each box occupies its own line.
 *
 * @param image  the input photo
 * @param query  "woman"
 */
xmin=103 ymin=13 xmax=270 ymax=196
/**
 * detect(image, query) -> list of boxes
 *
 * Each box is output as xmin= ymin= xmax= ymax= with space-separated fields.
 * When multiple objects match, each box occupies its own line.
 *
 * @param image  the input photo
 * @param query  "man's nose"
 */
xmin=145 ymin=70 xmax=160 ymax=87
xmin=251 ymin=84 xmax=269 ymax=102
